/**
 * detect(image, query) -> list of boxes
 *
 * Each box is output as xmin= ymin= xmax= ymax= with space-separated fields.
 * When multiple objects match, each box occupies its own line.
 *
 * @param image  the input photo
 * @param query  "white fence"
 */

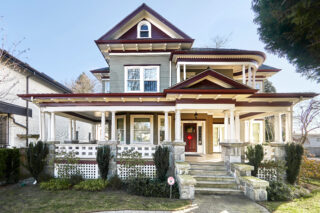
xmin=257 ymin=167 xmax=278 ymax=181
xmin=117 ymin=144 xmax=156 ymax=159
xmin=55 ymin=144 xmax=98 ymax=159
xmin=54 ymin=162 xmax=99 ymax=179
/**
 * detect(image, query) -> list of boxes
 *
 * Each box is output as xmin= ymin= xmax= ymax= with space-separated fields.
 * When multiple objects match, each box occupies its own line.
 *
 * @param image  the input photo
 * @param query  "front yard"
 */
xmin=0 ymin=184 xmax=191 ymax=213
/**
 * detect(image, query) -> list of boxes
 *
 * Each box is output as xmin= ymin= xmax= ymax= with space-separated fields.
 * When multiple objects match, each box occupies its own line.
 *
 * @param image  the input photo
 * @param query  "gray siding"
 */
xmin=109 ymin=55 xmax=171 ymax=92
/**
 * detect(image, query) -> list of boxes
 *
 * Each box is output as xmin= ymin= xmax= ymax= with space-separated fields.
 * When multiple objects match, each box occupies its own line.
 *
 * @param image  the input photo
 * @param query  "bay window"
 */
xmin=130 ymin=115 xmax=153 ymax=143
xmin=125 ymin=66 xmax=159 ymax=92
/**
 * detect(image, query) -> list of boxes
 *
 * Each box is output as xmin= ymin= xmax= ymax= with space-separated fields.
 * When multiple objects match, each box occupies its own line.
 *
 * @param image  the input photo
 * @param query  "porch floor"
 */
xmin=185 ymin=153 xmax=222 ymax=163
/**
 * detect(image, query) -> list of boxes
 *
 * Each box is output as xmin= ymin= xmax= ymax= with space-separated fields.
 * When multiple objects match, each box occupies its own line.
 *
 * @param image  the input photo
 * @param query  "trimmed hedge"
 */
xmin=0 ymin=148 xmax=20 ymax=184
xmin=285 ymin=143 xmax=304 ymax=184
xmin=153 ymin=146 xmax=170 ymax=181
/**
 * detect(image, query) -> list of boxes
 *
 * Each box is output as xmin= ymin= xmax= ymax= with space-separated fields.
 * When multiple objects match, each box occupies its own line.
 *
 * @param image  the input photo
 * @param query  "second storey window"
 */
xmin=125 ymin=66 xmax=159 ymax=92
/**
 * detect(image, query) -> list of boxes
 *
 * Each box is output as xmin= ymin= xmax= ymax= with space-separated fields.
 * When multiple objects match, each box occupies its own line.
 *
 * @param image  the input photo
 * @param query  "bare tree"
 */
xmin=66 ymin=72 xmax=96 ymax=93
xmin=211 ymin=33 xmax=232 ymax=48
xmin=294 ymin=99 xmax=320 ymax=144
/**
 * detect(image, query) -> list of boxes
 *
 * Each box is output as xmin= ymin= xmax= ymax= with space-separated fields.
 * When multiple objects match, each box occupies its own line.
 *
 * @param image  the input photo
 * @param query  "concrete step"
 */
xmin=188 ymin=161 xmax=225 ymax=166
xmin=189 ymin=169 xmax=229 ymax=176
xmin=195 ymin=181 xmax=238 ymax=189
xmin=192 ymin=175 xmax=235 ymax=182
xmin=195 ymin=187 xmax=243 ymax=195
xmin=189 ymin=165 xmax=227 ymax=171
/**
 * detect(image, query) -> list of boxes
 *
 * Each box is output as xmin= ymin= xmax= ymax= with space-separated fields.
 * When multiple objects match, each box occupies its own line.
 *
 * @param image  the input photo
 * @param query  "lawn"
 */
xmin=0 ymin=184 xmax=191 ymax=213
xmin=259 ymin=179 xmax=320 ymax=213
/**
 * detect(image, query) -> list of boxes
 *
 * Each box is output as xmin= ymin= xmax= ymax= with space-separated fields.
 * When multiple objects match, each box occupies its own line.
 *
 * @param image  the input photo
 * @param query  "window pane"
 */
xmin=128 ymin=69 xmax=140 ymax=80
xmin=140 ymin=31 xmax=149 ymax=38
xmin=133 ymin=118 xmax=151 ymax=143
xmin=144 ymin=68 xmax=157 ymax=80
xmin=159 ymin=118 xmax=165 ymax=142
xmin=127 ymin=80 xmax=140 ymax=91
xmin=141 ymin=24 xmax=148 ymax=31
xmin=104 ymin=81 xmax=110 ymax=93
xmin=144 ymin=81 xmax=157 ymax=92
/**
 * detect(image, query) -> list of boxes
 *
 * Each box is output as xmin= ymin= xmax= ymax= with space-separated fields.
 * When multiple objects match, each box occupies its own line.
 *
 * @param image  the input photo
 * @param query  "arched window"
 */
xmin=137 ymin=21 xmax=151 ymax=38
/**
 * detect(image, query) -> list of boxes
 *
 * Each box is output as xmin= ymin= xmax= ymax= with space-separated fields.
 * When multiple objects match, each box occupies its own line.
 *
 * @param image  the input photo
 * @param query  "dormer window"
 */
xmin=137 ymin=21 xmax=151 ymax=38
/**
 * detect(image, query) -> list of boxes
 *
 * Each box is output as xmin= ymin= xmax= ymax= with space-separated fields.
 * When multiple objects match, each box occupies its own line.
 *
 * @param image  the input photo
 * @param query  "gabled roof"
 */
xmin=165 ymin=69 xmax=257 ymax=94
xmin=96 ymin=3 xmax=192 ymax=42
xmin=1 ymin=49 xmax=72 ymax=93
xmin=258 ymin=64 xmax=281 ymax=71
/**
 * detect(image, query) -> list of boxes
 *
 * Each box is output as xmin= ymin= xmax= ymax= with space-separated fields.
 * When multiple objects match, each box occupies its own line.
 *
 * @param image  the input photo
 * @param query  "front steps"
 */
xmin=188 ymin=161 xmax=243 ymax=196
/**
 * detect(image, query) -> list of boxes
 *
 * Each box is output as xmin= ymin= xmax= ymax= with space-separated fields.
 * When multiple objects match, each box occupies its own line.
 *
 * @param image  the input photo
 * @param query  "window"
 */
xmin=116 ymin=115 xmax=126 ymax=144
xmin=137 ymin=21 xmax=151 ymax=38
xmin=130 ymin=115 xmax=153 ymax=144
xmin=158 ymin=115 xmax=171 ymax=144
xmin=102 ymin=79 xmax=110 ymax=93
xmin=125 ymin=66 xmax=159 ymax=92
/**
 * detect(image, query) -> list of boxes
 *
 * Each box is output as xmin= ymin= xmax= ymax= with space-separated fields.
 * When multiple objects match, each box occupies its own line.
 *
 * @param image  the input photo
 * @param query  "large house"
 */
xmin=0 ymin=50 xmax=91 ymax=148
xmin=18 ymin=3 xmax=317 ymax=198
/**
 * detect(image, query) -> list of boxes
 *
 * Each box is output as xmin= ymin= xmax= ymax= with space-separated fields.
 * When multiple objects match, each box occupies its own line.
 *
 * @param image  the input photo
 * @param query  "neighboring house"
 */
xmin=293 ymin=133 xmax=320 ymax=157
xmin=19 ymin=4 xmax=317 ymax=151
xmin=0 ymin=50 xmax=92 ymax=147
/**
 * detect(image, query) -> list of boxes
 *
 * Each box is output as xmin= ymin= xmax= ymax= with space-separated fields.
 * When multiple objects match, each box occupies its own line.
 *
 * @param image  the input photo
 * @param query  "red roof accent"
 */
xmin=119 ymin=22 xmax=171 ymax=39
xmin=249 ymin=93 xmax=318 ymax=98
xmin=167 ymin=69 xmax=254 ymax=91
xmin=96 ymin=3 xmax=192 ymax=41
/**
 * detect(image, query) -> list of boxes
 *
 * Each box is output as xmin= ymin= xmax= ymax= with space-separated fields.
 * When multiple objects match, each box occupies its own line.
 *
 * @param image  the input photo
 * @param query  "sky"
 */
xmin=1 ymin=0 xmax=319 ymax=93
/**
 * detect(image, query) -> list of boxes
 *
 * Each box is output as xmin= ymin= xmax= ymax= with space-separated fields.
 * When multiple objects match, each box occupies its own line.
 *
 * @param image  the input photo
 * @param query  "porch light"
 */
xmin=194 ymin=112 xmax=198 ymax=120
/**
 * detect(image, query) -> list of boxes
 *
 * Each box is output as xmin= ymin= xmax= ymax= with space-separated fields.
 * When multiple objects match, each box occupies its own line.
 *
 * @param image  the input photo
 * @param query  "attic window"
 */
xmin=137 ymin=21 xmax=151 ymax=38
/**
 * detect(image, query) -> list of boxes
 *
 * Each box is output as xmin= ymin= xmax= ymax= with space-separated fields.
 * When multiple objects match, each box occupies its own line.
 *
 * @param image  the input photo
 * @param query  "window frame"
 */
xmin=124 ymin=66 xmax=160 ymax=93
xmin=130 ymin=115 xmax=153 ymax=144
xmin=137 ymin=20 xmax=152 ymax=38
xmin=116 ymin=115 xmax=126 ymax=144
xmin=102 ymin=79 xmax=110 ymax=93
xmin=158 ymin=115 xmax=171 ymax=144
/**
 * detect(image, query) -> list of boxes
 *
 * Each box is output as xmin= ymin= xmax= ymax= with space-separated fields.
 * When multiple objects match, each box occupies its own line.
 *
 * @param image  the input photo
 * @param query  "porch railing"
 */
xmin=55 ymin=144 xmax=98 ymax=159
xmin=117 ymin=144 xmax=156 ymax=159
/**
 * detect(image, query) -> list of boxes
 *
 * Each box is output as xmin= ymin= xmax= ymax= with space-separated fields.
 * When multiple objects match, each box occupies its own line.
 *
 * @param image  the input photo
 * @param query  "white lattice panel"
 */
xmin=54 ymin=163 xmax=99 ymax=179
xmin=117 ymin=145 xmax=156 ymax=159
xmin=257 ymin=167 xmax=277 ymax=181
xmin=55 ymin=144 xmax=98 ymax=159
xmin=117 ymin=164 xmax=156 ymax=179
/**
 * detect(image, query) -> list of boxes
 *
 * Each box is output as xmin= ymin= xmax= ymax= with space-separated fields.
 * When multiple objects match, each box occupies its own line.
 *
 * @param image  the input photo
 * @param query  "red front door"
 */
xmin=184 ymin=123 xmax=197 ymax=152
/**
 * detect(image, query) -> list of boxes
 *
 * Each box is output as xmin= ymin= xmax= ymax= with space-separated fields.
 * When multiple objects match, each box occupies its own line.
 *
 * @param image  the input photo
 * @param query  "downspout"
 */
xmin=9 ymin=114 xmax=27 ymax=129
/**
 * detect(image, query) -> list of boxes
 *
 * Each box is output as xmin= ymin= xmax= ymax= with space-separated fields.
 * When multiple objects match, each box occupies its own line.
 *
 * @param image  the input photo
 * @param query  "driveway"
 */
xmin=191 ymin=194 xmax=269 ymax=213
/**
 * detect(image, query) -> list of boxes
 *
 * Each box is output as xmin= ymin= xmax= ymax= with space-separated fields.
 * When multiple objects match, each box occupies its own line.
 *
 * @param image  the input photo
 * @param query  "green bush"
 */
xmin=246 ymin=144 xmax=264 ymax=176
xmin=108 ymin=175 xmax=123 ymax=190
xmin=26 ymin=141 xmax=48 ymax=182
xmin=96 ymin=145 xmax=113 ymax=180
xmin=267 ymin=180 xmax=293 ymax=201
xmin=285 ymin=143 xmax=304 ymax=184
xmin=69 ymin=174 xmax=83 ymax=186
xmin=153 ymin=146 xmax=170 ymax=181
xmin=0 ymin=148 xmax=20 ymax=184
xmin=74 ymin=179 xmax=108 ymax=191
xmin=127 ymin=178 xmax=179 ymax=198
xmin=40 ymin=179 xmax=71 ymax=191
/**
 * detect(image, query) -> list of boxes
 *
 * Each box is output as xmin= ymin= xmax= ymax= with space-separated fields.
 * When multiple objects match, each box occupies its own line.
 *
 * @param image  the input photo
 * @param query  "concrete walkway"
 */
xmin=192 ymin=194 xmax=269 ymax=213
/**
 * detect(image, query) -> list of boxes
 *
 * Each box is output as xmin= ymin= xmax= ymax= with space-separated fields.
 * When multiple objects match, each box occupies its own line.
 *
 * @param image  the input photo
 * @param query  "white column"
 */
xmin=230 ymin=109 xmax=235 ymax=141
xmin=274 ymin=114 xmax=280 ymax=142
xmin=47 ymin=113 xmax=51 ymax=141
xmin=68 ymin=119 xmax=72 ymax=141
xmin=164 ymin=111 xmax=169 ymax=142
xmin=72 ymin=120 xmax=77 ymax=140
xmin=253 ymin=69 xmax=256 ymax=89
xmin=242 ymin=64 xmax=246 ymax=84
xmin=176 ymin=63 xmax=181 ymax=83
xmin=100 ymin=112 xmax=106 ymax=141
xmin=248 ymin=65 xmax=252 ymax=87
xmin=175 ymin=110 xmax=182 ymax=141
xmin=40 ymin=111 xmax=45 ymax=141
xmin=111 ymin=111 xmax=116 ymax=141
xmin=278 ymin=113 xmax=283 ymax=142
xmin=183 ymin=64 xmax=186 ymax=80
xmin=235 ymin=112 xmax=240 ymax=142
xmin=249 ymin=120 xmax=253 ymax=143
xmin=224 ymin=111 xmax=229 ymax=142
xmin=92 ymin=124 xmax=96 ymax=141
xmin=50 ymin=112 xmax=55 ymax=141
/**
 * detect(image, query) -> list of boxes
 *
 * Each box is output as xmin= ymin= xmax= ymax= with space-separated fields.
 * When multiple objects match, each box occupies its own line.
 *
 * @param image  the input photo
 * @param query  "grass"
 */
xmin=0 ymin=185 xmax=191 ymax=213
xmin=259 ymin=179 xmax=320 ymax=213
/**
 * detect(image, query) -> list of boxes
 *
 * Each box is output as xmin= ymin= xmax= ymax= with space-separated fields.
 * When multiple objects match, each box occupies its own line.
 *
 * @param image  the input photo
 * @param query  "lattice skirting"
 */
xmin=117 ymin=163 xmax=156 ymax=179
xmin=257 ymin=167 xmax=277 ymax=181
xmin=54 ymin=163 xmax=99 ymax=179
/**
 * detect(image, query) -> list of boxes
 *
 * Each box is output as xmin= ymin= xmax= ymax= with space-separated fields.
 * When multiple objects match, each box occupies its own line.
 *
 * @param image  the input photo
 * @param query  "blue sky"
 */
xmin=1 ymin=0 xmax=319 ymax=93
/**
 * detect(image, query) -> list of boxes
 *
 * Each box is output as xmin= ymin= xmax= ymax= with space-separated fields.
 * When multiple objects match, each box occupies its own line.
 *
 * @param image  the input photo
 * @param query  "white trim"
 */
xmin=130 ymin=114 xmax=154 ymax=144
xmin=176 ymin=104 xmax=235 ymax=110
xmin=137 ymin=20 xmax=152 ymax=38
xmin=109 ymin=52 xmax=171 ymax=56
xmin=158 ymin=115 xmax=171 ymax=144
xmin=177 ymin=61 xmax=259 ymax=69
xmin=43 ymin=106 xmax=175 ymax=112
xmin=124 ymin=66 xmax=160 ymax=93
xmin=213 ymin=124 xmax=224 ymax=152
xmin=116 ymin=115 xmax=126 ymax=144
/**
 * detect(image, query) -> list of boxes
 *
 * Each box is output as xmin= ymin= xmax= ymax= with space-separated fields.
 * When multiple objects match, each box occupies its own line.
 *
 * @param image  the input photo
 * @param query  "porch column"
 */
xmin=47 ymin=113 xmax=51 ymax=141
xmin=68 ymin=118 xmax=72 ymax=141
xmin=278 ymin=113 xmax=283 ymax=142
xmin=40 ymin=111 xmax=45 ymax=141
xmin=176 ymin=63 xmax=181 ymax=83
xmin=248 ymin=65 xmax=252 ymax=87
xmin=229 ymin=109 xmax=235 ymax=141
xmin=253 ymin=69 xmax=256 ymax=89
xmin=92 ymin=124 xmax=96 ymax=141
xmin=235 ymin=112 xmax=240 ymax=142
xmin=100 ymin=112 xmax=106 ymax=141
xmin=164 ymin=111 xmax=169 ymax=142
xmin=274 ymin=114 xmax=280 ymax=142
xmin=175 ymin=110 xmax=182 ymax=141
xmin=72 ymin=120 xmax=77 ymax=140
xmin=50 ymin=112 xmax=55 ymax=141
xmin=249 ymin=120 xmax=253 ymax=142
xmin=242 ymin=64 xmax=246 ymax=84
xmin=224 ymin=111 xmax=229 ymax=142
xmin=111 ymin=111 xmax=116 ymax=141
xmin=183 ymin=64 xmax=186 ymax=80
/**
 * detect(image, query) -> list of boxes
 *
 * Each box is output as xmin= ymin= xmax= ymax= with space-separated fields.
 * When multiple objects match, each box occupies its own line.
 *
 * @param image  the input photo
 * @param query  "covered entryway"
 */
xmin=184 ymin=123 xmax=197 ymax=152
